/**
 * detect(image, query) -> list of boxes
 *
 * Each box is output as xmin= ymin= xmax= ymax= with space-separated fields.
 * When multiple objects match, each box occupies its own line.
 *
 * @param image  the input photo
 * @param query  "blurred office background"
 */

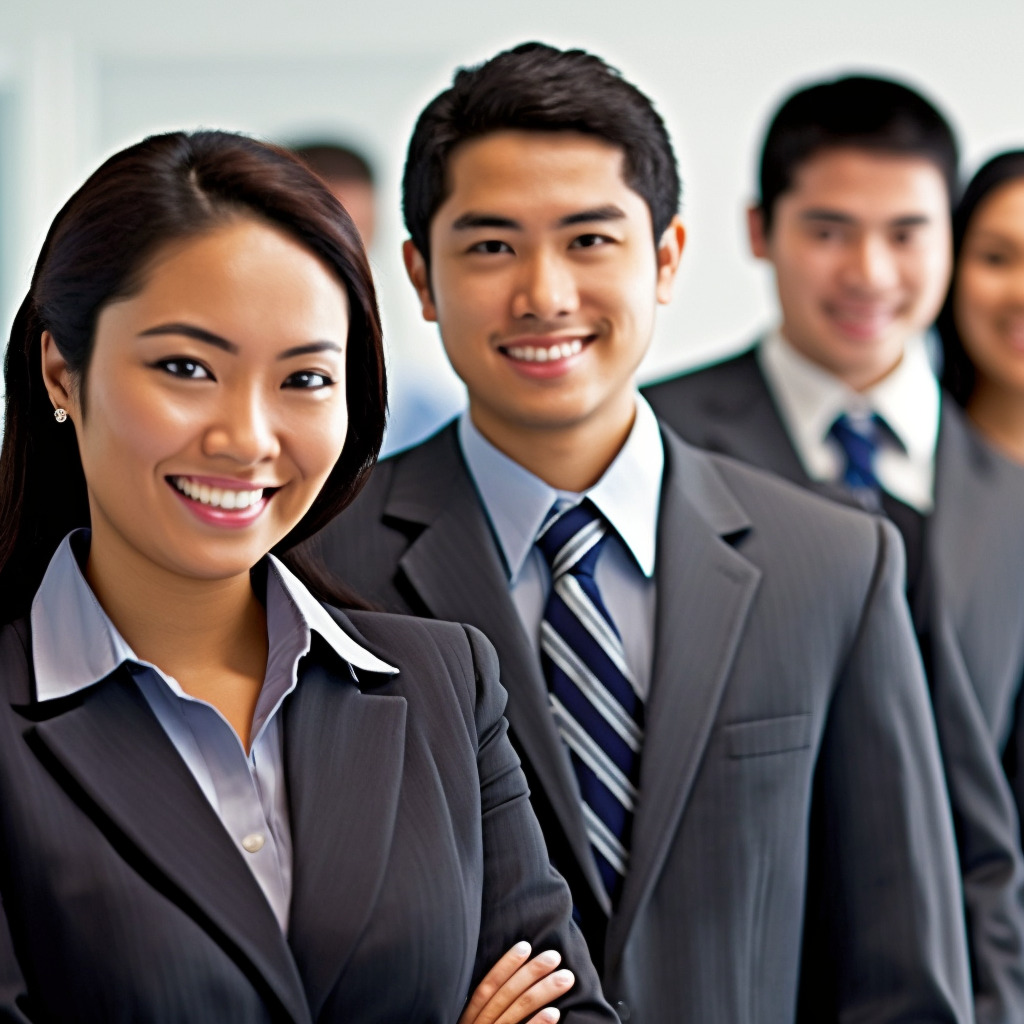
xmin=1 ymin=0 xmax=1020 ymax=449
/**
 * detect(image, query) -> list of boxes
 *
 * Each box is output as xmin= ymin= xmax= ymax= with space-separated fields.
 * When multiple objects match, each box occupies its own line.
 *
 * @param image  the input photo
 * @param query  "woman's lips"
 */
xmin=167 ymin=476 xmax=275 ymax=528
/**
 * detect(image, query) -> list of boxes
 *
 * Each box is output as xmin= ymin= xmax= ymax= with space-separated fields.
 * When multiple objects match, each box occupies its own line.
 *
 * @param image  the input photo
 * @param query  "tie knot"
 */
xmin=536 ymin=501 xmax=608 ymax=580
xmin=829 ymin=412 xmax=880 ymax=490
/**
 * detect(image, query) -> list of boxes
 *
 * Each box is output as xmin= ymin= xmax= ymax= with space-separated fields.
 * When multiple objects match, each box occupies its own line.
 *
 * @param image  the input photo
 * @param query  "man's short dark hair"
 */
xmin=292 ymin=141 xmax=375 ymax=186
xmin=402 ymin=42 xmax=681 ymax=263
xmin=757 ymin=74 xmax=958 ymax=234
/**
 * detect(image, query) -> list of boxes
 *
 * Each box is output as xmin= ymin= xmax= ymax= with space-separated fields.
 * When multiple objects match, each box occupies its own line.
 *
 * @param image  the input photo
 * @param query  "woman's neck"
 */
xmin=84 ymin=534 xmax=270 ymax=749
xmin=968 ymin=379 xmax=1024 ymax=464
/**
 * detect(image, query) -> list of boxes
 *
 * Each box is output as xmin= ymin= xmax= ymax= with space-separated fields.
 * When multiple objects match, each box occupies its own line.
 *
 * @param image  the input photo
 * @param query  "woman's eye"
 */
xmin=980 ymin=250 xmax=1011 ymax=267
xmin=155 ymin=358 xmax=211 ymax=379
xmin=284 ymin=370 xmax=335 ymax=389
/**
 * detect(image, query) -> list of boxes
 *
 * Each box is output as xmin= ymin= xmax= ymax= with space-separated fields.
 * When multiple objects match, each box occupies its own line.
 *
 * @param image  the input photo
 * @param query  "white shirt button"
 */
xmin=241 ymin=833 xmax=265 ymax=853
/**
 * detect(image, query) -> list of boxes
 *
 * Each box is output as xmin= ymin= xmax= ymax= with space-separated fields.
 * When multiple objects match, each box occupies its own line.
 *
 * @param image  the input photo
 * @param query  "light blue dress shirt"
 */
xmin=458 ymin=395 xmax=664 ymax=699
xmin=30 ymin=531 xmax=396 ymax=932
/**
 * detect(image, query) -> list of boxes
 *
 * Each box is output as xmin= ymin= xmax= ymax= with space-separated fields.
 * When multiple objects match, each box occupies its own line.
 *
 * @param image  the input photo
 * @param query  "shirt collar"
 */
xmin=31 ymin=531 xmax=395 ymax=703
xmin=758 ymin=327 xmax=940 ymax=467
xmin=458 ymin=395 xmax=664 ymax=582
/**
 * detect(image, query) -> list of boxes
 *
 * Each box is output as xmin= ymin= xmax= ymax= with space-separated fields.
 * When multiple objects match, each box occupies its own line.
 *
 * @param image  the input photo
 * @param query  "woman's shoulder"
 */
xmin=328 ymin=606 xmax=502 ymax=723
xmin=334 ymin=605 xmax=486 ymax=663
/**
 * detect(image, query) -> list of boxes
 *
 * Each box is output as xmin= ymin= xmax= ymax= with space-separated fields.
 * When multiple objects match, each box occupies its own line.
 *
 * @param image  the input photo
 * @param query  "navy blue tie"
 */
xmin=536 ymin=501 xmax=643 ymax=902
xmin=829 ymin=413 xmax=881 ymax=491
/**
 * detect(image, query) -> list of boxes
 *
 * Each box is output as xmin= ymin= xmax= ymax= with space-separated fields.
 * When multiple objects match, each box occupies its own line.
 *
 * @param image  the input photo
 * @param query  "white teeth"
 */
xmin=506 ymin=338 xmax=584 ymax=362
xmin=173 ymin=477 xmax=264 ymax=510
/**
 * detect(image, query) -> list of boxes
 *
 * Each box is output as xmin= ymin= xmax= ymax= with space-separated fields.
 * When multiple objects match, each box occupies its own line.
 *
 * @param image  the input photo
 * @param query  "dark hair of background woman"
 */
xmin=938 ymin=149 xmax=1024 ymax=405
xmin=0 ymin=129 xmax=387 ymax=624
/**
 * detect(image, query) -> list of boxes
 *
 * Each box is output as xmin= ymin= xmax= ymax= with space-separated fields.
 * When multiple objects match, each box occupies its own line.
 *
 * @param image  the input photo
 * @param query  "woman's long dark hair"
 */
xmin=0 ymin=130 xmax=387 ymax=624
xmin=937 ymin=149 xmax=1024 ymax=405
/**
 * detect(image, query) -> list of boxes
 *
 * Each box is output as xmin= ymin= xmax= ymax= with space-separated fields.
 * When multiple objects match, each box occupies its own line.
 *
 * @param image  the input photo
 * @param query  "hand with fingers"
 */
xmin=459 ymin=941 xmax=577 ymax=1024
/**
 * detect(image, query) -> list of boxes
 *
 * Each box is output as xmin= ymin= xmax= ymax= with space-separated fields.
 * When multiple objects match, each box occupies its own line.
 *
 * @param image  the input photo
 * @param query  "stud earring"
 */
xmin=53 ymin=408 xmax=67 ymax=423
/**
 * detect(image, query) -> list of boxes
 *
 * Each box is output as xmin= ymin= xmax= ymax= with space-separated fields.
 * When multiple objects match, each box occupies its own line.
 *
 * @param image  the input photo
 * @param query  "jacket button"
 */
xmin=614 ymin=1000 xmax=631 ymax=1021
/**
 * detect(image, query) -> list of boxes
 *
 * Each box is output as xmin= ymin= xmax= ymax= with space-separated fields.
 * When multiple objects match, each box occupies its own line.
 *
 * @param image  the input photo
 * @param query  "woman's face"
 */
xmin=44 ymin=217 xmax=350 ymax=587
xmin=954 ymin=178 xmax=1024 ymax=396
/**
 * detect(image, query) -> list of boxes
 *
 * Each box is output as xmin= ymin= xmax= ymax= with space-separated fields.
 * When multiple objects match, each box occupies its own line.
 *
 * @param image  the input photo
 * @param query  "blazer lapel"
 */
xmin=930 ymin=404 xmax=998 ymax=625
xmin=25 ymin=669 xmax=311 ymax=1024
xmin=384 ymin=429 xmax=609 ymax=908
xmin=608 ymin=432 xmax=761 ymax=963
xmin=284 ymin=647 xmax=407 ymax=1018
xmin=692 ymin=350 xmax=810 ymax=484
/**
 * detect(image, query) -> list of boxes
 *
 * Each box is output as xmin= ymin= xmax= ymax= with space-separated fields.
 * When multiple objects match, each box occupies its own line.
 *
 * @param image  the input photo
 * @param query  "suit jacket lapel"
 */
xmin=930 ymin=404 xmax=995 ymax=625
xmin=385 ymin=428 xmax=609 ymax=908
xmin=608 ymin=431 xmax=761 ymax=963
xmin=25 ymin=669 xmax=311 ymax=1024
xmin=694 ymin=350 xmax=811 ymax=484
xmin=284 ymin=644 xmax=407 ymax=1018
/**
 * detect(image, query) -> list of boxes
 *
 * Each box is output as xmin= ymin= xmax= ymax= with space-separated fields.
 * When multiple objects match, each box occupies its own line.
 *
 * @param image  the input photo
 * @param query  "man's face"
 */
xmin=405 ymin=130 xmax=683 ymax=461
xmin=750 ymin=147 xmax=952 ymax=390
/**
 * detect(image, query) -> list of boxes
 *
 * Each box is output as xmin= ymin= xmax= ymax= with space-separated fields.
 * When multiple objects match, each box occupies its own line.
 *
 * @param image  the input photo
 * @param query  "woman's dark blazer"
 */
xmin=0 ymin=606 xmax=616 ymax=1023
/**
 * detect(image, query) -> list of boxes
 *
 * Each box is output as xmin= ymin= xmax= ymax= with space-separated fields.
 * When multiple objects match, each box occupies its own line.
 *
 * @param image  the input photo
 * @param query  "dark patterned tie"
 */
xmin=536 ymin=501 xmax=643 ymax=902
xmin=829 ymin=413 xmax=881 ymax=491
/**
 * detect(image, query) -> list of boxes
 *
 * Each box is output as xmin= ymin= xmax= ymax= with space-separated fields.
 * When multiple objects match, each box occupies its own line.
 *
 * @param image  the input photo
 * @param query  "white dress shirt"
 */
xmin=458 ymin=395 xmax=663 ymax=699
xmin=31 ymin=531 xmax=396 ymax=932
xmin=757 ymin=328 xmax=941 ymax=513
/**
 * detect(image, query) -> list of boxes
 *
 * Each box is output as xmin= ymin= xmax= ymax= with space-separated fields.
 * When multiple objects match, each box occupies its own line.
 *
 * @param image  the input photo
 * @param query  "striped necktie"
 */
xmin=829 ymin=412 xmax=881 ymax=491
xmin=536 ymin=501 xmax=644 ymax=902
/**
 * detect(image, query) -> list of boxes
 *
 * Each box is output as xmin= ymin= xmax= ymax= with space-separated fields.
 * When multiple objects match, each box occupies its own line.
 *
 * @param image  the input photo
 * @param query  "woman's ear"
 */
xmin=40 ymin=331 xmax=78 ymax=422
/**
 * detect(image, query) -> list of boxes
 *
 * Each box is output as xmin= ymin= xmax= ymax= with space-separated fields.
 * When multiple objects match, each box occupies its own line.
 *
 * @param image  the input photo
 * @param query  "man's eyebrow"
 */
xmin=451 ymin=213 xmax=522 ymax=231
xmin=137 ymin=323 xmax=238 ymax=353
xmin=799 ymin=210 xmax=857 ymax=225
xmin=799 ymin=210 xmax=933 ymax=229
xmin=449 ymin=205 xmax=627 ymax=232
xmin=558 ymin=205 xmax=626 ymax=227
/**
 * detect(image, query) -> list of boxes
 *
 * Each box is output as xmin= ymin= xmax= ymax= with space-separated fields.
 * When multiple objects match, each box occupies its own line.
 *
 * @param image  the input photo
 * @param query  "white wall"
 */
xmin=2 ymin=0 xmax=1022 ymax=444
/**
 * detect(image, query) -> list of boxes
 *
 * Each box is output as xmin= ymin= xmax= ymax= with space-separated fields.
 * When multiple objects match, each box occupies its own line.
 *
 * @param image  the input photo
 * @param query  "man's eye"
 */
xmin=469 ymin=240 xmax=513 ymax=254
xmin=284 ymin=371 xmax=334 ymax=389
xmin=570 ymin=233 xmax=612 ymax=248
xmin=154 ymin=359 xmax=211 ymax=380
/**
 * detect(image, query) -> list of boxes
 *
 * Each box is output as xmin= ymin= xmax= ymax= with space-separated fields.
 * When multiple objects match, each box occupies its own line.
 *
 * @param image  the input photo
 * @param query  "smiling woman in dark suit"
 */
xmin=0 ymin=130 xmax=615 ymax=1024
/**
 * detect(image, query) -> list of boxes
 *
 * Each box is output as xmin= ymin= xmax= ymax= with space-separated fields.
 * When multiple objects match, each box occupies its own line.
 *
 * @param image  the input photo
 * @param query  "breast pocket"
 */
xmin=725 ymin=714 xmax=812 ymax=758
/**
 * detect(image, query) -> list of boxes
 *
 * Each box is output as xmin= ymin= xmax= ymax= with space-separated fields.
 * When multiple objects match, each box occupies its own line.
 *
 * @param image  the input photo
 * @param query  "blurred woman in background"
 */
xmin=939 ymin=150 xmax=1024 ymax=462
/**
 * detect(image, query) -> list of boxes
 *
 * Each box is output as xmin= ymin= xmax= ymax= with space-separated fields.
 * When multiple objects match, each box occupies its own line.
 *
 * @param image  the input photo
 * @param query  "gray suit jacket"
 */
xmin=0 ymin=609 xmax=616 ymax=1023
xmin=644 ymin=348 xmax=1024 ymax=1023
xmin=311 ymin=422 xmax=973 ymax=1023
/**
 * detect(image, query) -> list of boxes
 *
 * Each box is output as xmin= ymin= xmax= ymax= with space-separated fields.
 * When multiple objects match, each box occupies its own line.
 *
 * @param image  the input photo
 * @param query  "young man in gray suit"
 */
xmin=311 ymin=45 xmax=973 ymax=1022
xmin=644 ymin=75 xmax=1024 ymax=1023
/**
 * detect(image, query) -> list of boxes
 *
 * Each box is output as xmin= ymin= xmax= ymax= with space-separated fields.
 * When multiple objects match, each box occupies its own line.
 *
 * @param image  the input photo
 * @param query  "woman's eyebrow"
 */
xmin=138 ymin=323 xmax=238 ymax=353
xmin=137 ymin=325 xmax=342 ymax=360
xmin=278 ymin=341 xmax=343 ymax=360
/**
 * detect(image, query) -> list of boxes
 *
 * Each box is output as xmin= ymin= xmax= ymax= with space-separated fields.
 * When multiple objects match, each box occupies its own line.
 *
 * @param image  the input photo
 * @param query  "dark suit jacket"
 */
xmin=644 ymin=347 xmax=1024 ymax=1023
xmin=0 ymin=608 xmax=616 ymax=1023
xmin=310 ymin=422 xmax=973 ymax=1023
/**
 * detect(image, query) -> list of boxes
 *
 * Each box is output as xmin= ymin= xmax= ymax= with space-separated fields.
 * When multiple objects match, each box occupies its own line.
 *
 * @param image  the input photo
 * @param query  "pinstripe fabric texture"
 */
xmin=536 ymin=501 xmax=643 ymax=901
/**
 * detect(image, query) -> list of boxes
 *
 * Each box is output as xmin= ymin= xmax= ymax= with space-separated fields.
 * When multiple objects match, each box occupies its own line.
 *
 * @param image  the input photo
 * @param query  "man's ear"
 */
xmin=402 ymin=240 xmax=438 ymax=322
xmin=747 ymin=204 xmax=770 ymax=259
xmin=40 ymin=331 xmax=78 ymax=422
xmin=655 ymin=216 xmax=686 ymax=305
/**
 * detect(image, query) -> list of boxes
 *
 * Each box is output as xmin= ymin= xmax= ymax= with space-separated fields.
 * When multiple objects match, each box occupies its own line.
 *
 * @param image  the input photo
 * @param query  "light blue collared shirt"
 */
xmin=458 ymin=396 xmax=663 ymax=699
xmin=31 ymin=531 xmax=396 ymax=932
